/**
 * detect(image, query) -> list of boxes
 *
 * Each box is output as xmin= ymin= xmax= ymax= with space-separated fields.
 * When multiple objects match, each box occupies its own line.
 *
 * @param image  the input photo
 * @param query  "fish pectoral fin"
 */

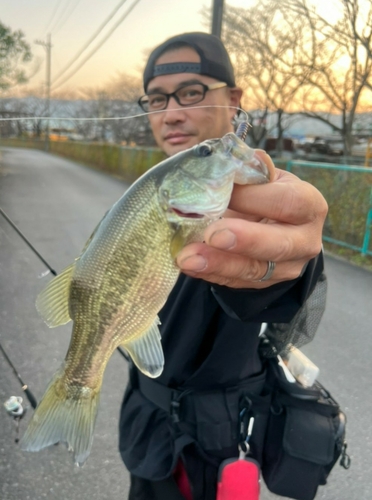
xmin=170 ymin=224 xmax=208 ymax=259
xmin=123 ymin=317 xmax=164 ymax=378
xmin=170 ymin=225 xmax=187 ymax=260
xmin=36 ymin=263 xmax=75 ymax=327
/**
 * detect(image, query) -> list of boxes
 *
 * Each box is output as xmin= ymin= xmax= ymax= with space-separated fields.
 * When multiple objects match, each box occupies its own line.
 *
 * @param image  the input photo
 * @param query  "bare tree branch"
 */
xmin=221 ymin=0 xmax=372 ymax=154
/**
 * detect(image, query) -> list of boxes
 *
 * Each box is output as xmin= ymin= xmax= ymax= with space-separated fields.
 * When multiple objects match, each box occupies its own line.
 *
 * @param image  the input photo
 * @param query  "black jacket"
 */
xmin=119 ymin=253 xmax=324 ymax=481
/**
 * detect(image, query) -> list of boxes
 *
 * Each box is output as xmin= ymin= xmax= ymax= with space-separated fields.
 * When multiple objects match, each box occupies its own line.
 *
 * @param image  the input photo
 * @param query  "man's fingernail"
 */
xmin=209 ymin=229 xmax=236 ymax=250
xmin=178 ymin=255 xmax=207 ymax=272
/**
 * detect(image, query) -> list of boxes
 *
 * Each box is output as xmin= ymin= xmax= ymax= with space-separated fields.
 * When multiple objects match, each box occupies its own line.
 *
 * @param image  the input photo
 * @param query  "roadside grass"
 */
xmin=2 ymin=142 xmax=371 ymax=272
xmin=323 ymin=242 xmax=372 ymax=271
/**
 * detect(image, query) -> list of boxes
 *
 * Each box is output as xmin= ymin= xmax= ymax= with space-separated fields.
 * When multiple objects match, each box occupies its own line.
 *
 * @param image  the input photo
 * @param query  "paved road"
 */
xmin=0 ymin=147 xmax=371 ymax=500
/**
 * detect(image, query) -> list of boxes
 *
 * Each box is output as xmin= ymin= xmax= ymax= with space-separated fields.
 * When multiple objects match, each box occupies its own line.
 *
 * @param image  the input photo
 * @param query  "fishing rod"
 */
xmin=0 ymin=207 xmax=57 ymax=277
xmin=0 ymin=207 xmax=41 ymax=423
xmin=1 ymin=343 xmax=37 ymax=410
xmin=1 ymin=342 xmax=37 ymax=443
xmin=0 ymin=206 xmax=128 ymax=355
xmin=0 ymin=206 xmax=130 ymax=426
xmin=0 ymin=117 xmax=249 ymax=419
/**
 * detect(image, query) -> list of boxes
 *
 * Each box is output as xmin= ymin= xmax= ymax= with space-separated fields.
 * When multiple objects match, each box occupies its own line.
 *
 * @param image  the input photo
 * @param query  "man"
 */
xmin=119 ymin=32 xmax=328 ymax=500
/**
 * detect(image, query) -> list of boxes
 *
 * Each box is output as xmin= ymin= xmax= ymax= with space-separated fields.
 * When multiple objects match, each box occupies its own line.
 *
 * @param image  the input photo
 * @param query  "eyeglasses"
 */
xmin=138 ymin=82 xmax=228 ymax=113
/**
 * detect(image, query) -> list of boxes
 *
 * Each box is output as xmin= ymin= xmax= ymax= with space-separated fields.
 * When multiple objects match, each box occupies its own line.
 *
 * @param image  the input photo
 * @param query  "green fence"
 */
xmin=285 ymin=161 xmax=372 ymax=257
xmin=1 ymin=139 xmax=371 ymax=256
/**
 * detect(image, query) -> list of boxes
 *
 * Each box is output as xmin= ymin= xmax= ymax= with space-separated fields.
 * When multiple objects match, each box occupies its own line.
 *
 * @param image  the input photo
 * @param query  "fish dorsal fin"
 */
xmin=36 ymin=263 xmax=75 ymax=327
xmin=123 ymin=317 xmax=164 ymax=378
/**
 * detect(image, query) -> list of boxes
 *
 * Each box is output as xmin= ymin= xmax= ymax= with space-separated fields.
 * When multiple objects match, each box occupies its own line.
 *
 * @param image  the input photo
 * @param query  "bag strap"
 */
xmin=137 ymin=371 xmax=192 ymax=422
xmin=136 ymin=368 xmax=267 ymax=423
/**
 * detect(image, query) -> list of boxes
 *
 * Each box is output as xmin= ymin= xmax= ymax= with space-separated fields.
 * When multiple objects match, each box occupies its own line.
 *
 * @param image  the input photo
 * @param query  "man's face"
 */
xmin=146 ymin=47 xmax=242 ymax=156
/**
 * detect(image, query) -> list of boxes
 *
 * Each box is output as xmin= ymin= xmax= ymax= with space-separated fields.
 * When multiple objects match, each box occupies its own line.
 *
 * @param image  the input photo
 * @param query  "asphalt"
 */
xmin=0 ymin=147 xmax=371 ymax=500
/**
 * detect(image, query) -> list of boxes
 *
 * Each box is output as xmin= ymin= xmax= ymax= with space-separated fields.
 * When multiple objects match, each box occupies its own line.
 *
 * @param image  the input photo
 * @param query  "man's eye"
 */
xmin=179 ymin=87 xmax=203 ymax=99
xmin=148 ymin=95 xmax=166 ymax=107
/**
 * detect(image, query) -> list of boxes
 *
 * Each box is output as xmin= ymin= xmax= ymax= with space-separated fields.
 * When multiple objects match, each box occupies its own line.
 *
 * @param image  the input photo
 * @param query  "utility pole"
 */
xmin=211 ymin=0 xmax=224 ymax=38
xmin=35 ymin=34 xmax=52 ymax=151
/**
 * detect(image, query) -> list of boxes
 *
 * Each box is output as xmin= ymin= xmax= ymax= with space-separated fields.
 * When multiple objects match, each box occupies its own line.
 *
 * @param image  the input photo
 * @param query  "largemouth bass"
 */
xmin=21 ymin=132 xmax=274 ymax=465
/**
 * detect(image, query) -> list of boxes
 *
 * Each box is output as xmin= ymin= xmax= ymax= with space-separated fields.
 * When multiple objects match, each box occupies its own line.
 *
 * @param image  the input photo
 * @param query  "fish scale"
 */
xmin=64 ymin=177 xmax=179 ymax=387
xmin=21 ymin=132 xmax=274 ymax=466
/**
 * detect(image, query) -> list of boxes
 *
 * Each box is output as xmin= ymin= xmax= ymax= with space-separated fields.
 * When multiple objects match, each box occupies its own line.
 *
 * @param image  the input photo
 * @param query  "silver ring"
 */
xmin=255 ymin=260 xmax=276 ymax=282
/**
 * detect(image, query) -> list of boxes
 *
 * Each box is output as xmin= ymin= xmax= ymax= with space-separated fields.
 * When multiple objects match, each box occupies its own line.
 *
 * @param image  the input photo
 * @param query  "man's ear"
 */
xmin=228 ymin=87 xmax=243 ymax=119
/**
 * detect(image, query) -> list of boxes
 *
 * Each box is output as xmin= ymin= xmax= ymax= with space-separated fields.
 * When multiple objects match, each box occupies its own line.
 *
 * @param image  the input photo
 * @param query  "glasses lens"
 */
xmin=139 ymin=96 xmax=149 ymax=112
xmin=176 ymin=84 xmax=205 ymax=106
xmin=143 ymin=94 xmax=168 ymax=111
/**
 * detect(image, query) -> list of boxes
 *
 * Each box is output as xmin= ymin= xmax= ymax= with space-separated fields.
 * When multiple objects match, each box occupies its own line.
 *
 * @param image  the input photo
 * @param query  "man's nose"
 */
xmin=163 ymin=96 xmax=186 ymax=123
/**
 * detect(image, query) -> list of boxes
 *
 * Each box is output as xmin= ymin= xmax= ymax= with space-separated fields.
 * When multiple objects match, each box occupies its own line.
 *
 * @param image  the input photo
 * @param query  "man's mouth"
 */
xmin=164 ymin=133 xmax=191 ymax=145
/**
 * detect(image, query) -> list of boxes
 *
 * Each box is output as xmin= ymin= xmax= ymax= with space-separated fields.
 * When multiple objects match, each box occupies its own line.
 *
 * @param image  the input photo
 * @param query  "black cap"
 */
xmin=143 ymin=32 xmax=236 ymax=91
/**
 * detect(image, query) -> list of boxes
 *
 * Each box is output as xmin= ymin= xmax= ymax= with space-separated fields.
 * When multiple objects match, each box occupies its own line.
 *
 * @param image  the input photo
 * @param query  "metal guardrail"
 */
xmin=284 ymin=160 xmax=372 ymax=257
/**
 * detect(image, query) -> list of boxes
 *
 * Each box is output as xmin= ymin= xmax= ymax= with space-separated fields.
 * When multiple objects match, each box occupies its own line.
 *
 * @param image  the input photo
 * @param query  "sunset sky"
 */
xmin=1 ymin=0 xmax=342 ymax=96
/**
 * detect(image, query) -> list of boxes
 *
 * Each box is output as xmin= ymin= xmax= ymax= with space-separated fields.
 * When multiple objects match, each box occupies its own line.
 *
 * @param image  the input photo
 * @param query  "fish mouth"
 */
xmin=171 ymin=208 xmax=205 ymax=219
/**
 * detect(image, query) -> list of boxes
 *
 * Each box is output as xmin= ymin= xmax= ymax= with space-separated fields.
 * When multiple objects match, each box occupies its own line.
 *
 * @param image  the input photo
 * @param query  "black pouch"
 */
xmin=187 ymin=371 xmax=271 ymax=465
xmin=261 ymin=359 xmax=350 ymax=500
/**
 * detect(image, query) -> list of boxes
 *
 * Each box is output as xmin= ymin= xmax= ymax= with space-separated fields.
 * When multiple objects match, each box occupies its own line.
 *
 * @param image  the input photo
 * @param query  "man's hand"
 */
xmin=176 ymin=160 xmax=328 ymax=289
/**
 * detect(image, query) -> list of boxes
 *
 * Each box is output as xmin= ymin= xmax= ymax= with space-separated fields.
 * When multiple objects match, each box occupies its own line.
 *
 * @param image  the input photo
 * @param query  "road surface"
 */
xmin=0 ymin=147 xmax=371 ymax=500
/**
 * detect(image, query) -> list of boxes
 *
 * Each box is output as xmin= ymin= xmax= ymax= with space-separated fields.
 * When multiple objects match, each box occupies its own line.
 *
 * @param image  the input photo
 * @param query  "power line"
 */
xmin=52 ymin=0 xmax=131 ymax=86
xmin=52 ymin=0 xmax=141 ymax=92
xmin=53 ymin=0 xmax=84 ymax=35
xmin=42 ymin=0 xmax=63 ymax=35
xmin=49 ymin=0 xmax=74 ymax=34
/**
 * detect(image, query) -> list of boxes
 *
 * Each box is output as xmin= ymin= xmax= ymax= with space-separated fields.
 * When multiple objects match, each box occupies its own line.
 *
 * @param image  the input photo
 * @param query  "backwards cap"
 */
xmin=143 ymin=32 xmax=236 ymax=91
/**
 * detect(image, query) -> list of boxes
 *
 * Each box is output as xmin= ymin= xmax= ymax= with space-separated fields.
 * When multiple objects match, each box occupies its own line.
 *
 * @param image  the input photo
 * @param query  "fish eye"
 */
xmin=196 ymin=143 xmax=213 ymax=157
xmin=160 ymin=188 xmax=170 ymax=200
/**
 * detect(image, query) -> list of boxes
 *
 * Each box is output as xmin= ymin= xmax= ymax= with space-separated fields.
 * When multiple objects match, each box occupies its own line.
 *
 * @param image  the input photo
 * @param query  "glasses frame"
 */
xmin=138 ymin=81 xmax=228 ymax=112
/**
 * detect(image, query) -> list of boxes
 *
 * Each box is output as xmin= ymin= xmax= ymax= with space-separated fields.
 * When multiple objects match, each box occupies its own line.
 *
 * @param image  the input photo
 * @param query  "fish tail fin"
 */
xmin=21 ymin=369 xmax=100 ymax=466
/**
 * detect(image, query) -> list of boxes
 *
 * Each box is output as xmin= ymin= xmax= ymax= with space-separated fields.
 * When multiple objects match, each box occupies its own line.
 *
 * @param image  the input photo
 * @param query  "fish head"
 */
xmin=158 ymin=132 xmax=272 ymax=224
xmin=220 ymin=132 xmax=274 ymax=184
xmin=159 ymin=138 xmax=236 ymax=224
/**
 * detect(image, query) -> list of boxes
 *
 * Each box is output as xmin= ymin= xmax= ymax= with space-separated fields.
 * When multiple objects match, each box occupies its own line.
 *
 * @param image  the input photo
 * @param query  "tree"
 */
xmin=72 ymin=73 xmax=155 ymax=145
xmin=281 ymin=0 xmax=372 ymax=154
xmin=222 ymin=1 xmax=317 ymax=152
xmin=222 ymin=0 xmax=372 ymax=155
xmin=0 ymin=21 xmax=32 ymax=91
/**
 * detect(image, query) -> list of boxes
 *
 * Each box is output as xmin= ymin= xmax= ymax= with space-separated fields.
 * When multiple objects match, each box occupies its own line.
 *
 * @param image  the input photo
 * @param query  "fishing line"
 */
xmin=0 ymin=105 xmax=250 ymax=123
xmin=0 ymin=106 xmax=250 ymax=410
